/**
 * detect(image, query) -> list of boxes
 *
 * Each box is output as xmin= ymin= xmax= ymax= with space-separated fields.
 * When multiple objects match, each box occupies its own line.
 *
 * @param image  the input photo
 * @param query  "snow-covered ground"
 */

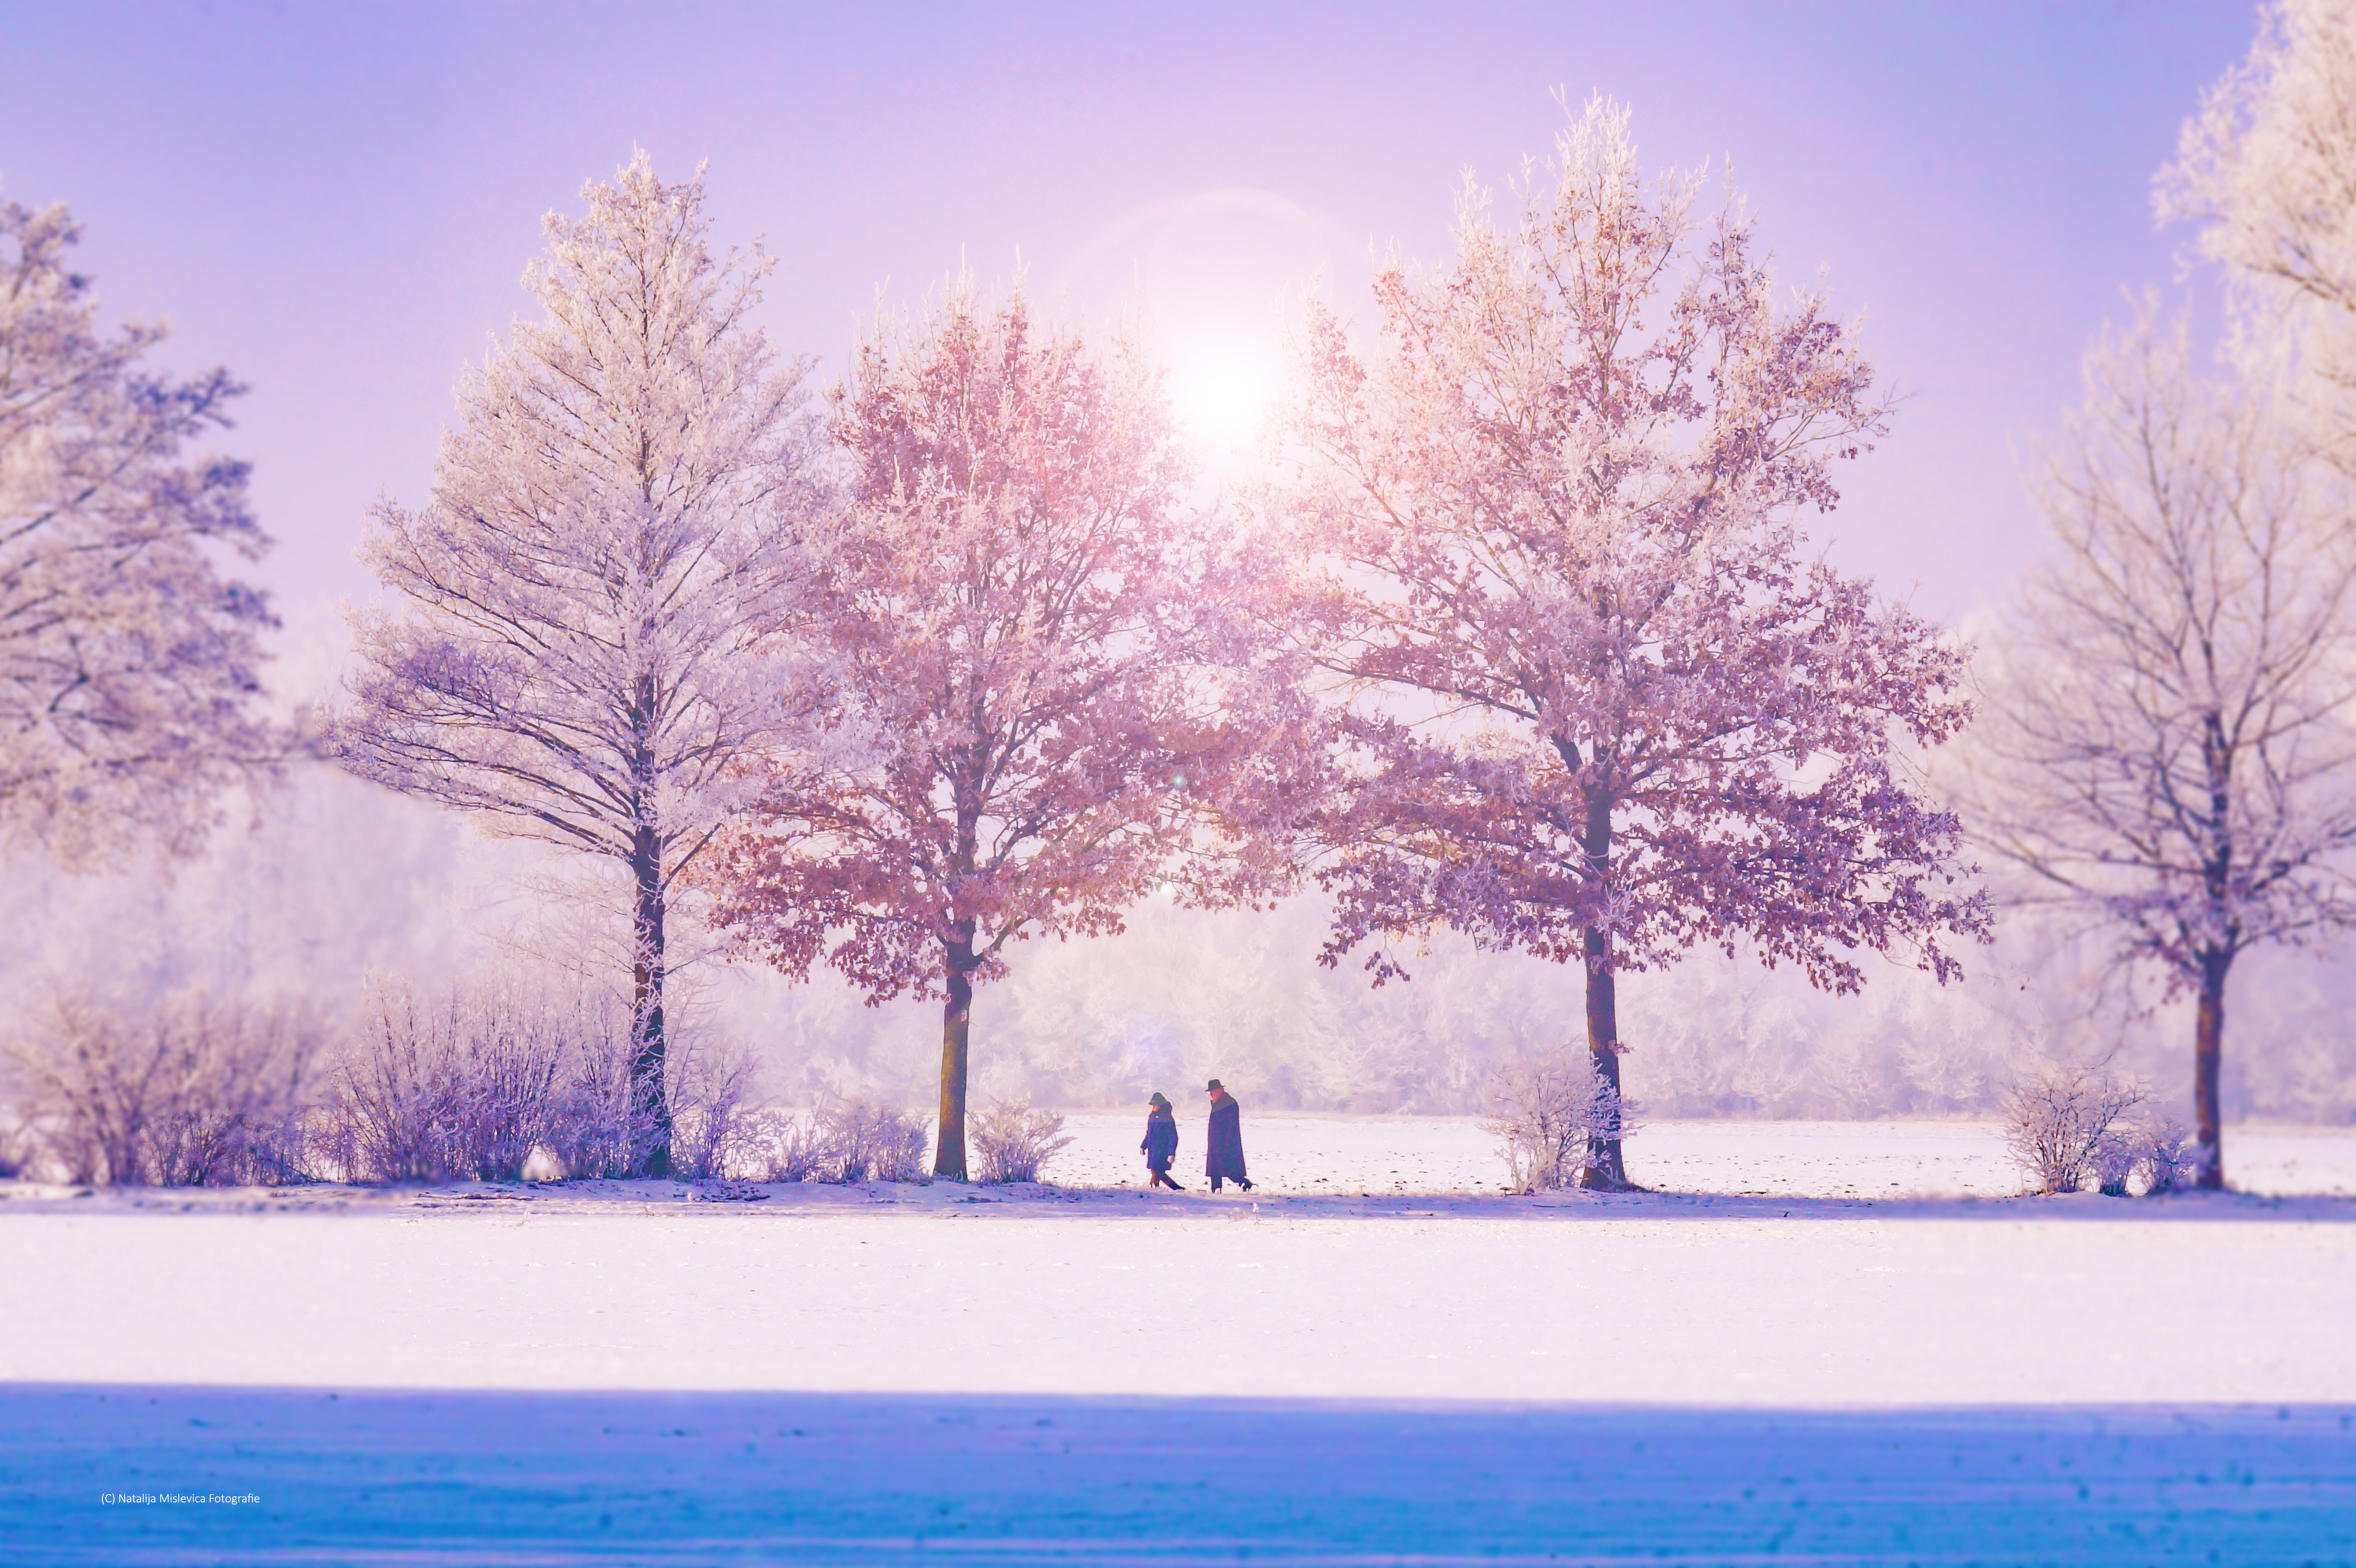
xmin=5 ymin=1116 xmax=2354 ymax=1564
xmin=1044 ymin=1110 xmax=2356 ymax=1198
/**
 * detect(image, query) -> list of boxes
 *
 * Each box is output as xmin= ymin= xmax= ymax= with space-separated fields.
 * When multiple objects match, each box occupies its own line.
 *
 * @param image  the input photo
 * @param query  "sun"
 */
xmin=1055 ymin=187 xmax=1358 ymax=469
xmin=1165 ymin=331 xmax=1288 ymax=454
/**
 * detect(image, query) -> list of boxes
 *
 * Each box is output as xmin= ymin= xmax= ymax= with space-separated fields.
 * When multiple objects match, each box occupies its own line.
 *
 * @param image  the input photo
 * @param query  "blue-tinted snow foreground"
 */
xmin=3 ymin=1117 xmax=2353 ymax=1564
xmin=5 ymin=1389 xmax=2351 ymax=1566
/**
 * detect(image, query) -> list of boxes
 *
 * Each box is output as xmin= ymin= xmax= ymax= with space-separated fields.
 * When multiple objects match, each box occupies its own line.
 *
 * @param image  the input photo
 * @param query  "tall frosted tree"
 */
xmin=1275 ymin=101 xmax=1986 ymax=1185
xmin=1964 ymin=313 xmax=2356 ymax=1189
xmin=712 ymin=284 xmax=1298 ymax=1179
xmin=0 ymin=196 xmax=279 ymax=863
xmin=335 ymin=155 xmax=823 ymax=1173
xmin=2160 ymin=0 xmax=2356 ymax=410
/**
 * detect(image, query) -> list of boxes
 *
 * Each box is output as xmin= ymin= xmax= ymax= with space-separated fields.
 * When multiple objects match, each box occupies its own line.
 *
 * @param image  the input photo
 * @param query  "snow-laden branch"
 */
xmin=0 ymin=198 xmax=285 ymax=865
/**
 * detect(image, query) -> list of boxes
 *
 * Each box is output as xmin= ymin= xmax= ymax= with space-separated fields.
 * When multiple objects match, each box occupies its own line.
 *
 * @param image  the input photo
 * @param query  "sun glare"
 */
xmin=1166 ymin=332 xmax=1288 ymax=453
xmin=1056 ymin=187 xmax=1356 ymax=469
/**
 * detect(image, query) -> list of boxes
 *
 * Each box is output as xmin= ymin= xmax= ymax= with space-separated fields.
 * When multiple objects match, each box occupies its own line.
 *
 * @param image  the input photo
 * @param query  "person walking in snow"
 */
xmin=1204 ymin=1079 xmax=1251 ymax=1193
xmin=1140 ymin=1092 xmax=1183 ymax=1190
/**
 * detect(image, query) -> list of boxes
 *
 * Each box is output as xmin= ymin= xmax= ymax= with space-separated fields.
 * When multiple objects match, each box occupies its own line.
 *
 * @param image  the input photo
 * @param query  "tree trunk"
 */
xmin=1579 ymin=925 xmax=1630 ymax=1189
xmin=2192 ymin=946 xmax=2231 ymax=1191
xmin=1575 ymin=787 xmax=1631 ymax=1189
xmin=630 ymin=823 xmax=672 ymax=1177
xmin=933 ymin=928 xmax=976 ymax=1181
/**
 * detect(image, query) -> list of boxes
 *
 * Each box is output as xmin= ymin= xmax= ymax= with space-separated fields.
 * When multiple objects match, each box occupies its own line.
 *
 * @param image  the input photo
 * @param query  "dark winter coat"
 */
xmin=1205 ymin=1093 xmax=1247 ymax=1182
xmin=1141 ymin=1111 xmax=1179 ymax=1172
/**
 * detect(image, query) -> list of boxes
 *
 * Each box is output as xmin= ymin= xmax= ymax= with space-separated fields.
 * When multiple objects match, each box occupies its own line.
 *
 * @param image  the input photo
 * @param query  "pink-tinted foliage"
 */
xmin=710 ymin=282 xmax=1307 ymax=1177
xmin=1271 ymin=101 xmax=1986 ymax=1180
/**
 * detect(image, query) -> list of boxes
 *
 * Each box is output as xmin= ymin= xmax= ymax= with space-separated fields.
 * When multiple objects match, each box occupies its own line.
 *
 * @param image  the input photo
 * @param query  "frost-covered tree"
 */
xmin=1274 ymin=100 xmax=1986 ymax=1186
xmin=2160 ymin=0 xmax=2356 ymax=408
xmin=1962 ymin=311 xmax=2356 ymax=1189
xmin=712 ymin=284 xmax=1297 ymax=1180
xmin=0 ymin=197 xmax=279 ymax=863
xmin=334 ymin=155 xmax=824 ymax=1173
xmin=1482 ymin=1038 xmax=1630 ymax=1192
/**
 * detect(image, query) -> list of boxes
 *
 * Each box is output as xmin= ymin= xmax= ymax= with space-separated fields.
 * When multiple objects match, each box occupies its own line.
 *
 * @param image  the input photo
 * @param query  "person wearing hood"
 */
xmin=1204 ymin=1079 xmax=1252 ymax=1193
xmin=1140 ymin=1092 xmax=1183 ymax=1190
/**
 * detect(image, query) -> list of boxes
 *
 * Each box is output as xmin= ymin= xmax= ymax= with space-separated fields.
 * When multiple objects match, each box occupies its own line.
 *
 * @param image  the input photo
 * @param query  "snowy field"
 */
xmin=4 ymin=1116 xmax=2355 ymax=1564
xmin=1042 ymin=1110 xmax=2356 ymax=1199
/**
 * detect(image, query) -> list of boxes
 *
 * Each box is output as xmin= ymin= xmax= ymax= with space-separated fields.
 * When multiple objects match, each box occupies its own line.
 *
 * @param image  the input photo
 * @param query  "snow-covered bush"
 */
xmin=969 ymin=1097 xmax=1072 ymax=1184
xmin=2002 ymin=1066 xmax=2148 ymax=1194
xmin=868 ymin=1110 xmax=931 ymax=1182
xmin=2087 ymin=1122 xmax=2143 ymax=1196
xmin=1481 ymin=1042 xmax=1634 ymax=1192
xmin=727 ymin=1103 xmax=922 ymax=1184
xmin=329 ymin=976 xmax=743 ymax=1183
xmin=0 ymin=1110 xmax=27 ymax=1179
xmin=737 ymin=1107 xmax=833 ymax=1182
xmin=447 ymin=1009 xmax=567 ymax=1182
xmin=668 ymin=1045 xmax=758 ymax=1181
xmin=538 ymin=1021 xmax=644 ymax=1185
xmin=2125 ymin=1115 xmax=2205 ymax=1195
xmin=2089 ymin=1112 xmax=2204 ymax=1196
xmin=329 ymin=980 xmax=569 ymax=1182
xmin=822 ymin=1101 xmax=931 ymax=1183
xmin=3 ymin=992 xmax=325 ymax=1186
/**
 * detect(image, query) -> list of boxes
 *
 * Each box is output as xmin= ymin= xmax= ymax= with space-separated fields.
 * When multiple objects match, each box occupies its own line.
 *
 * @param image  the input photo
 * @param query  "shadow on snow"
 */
xmin=3 ymin=1384 xmax=2352 ymax=1566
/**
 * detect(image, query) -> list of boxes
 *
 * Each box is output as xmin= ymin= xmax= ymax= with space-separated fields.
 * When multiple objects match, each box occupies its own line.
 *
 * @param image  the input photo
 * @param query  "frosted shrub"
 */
xmin=734 ymin=1102 xmax=931 ymax=1184
xmin=542 ymin=1019 xmax=646 ymax=1182
xmin=2087 ymin=1124 xmax=2143 ymax=1197
xmin=2002 ymin=1067 xmax=2148 ymax=1195
xmin=448 ymin=1009 xmax=567 ymax=1182
xmin=2089 ymin=1113 xmax=2203 ymax=1196
xmin=970 ymin=1097 xmax=1073 ymax=1184
xmin=332 ymin=986 xmax=463 ymax=1182
xmin=332 ymin=981 xmax=573 ymax=1183
xmin=0 ymin=1110 xmax=27 ymax=1179
xmin=328 ymin=967 xmax=872 ymax=1187
xmin=737 ymin=1108 xmax=832 ymax=1182
xmin=823 ymin=1101 xmax=931 ymax=1183
xmin=1482 ymin=1043 xmax=1634 ymax=1193
xmin=4 ymin=993 xmax=325 ymax=1186
xmin=332 ymin=978 xmax=681 ymax=1183
xmin=869 ymin=1110 xmax=932 ymax=1182
xmin=2126 ymin=1115 xmax=2204 ymax=1195
xmin=667 ymin=1043 xmax=757 ymax=1181
xmin=543 ymin=1010 xmax=751 ymax=1181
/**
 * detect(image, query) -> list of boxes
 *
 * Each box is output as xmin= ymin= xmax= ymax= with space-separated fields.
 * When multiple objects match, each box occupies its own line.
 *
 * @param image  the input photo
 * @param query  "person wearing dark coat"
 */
xmin=1204 ymin=1079 xmax=1252 ymax=1193
xmin=1140 ymin=1092 xmax=1183 ymax=1190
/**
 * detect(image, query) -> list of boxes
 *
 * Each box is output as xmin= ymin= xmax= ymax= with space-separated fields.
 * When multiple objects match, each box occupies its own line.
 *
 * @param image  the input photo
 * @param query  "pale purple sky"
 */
xmin=2 ymin=1 xmax=2256 ymax=634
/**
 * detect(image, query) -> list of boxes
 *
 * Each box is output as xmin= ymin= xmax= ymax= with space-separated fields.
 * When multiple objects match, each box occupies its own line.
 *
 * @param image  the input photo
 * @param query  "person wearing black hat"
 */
xmin=1140 ymin=1092 xmax=1183 ymax=1190
xmin=1204 ymin=1079 xmax=1251 ymax=1193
